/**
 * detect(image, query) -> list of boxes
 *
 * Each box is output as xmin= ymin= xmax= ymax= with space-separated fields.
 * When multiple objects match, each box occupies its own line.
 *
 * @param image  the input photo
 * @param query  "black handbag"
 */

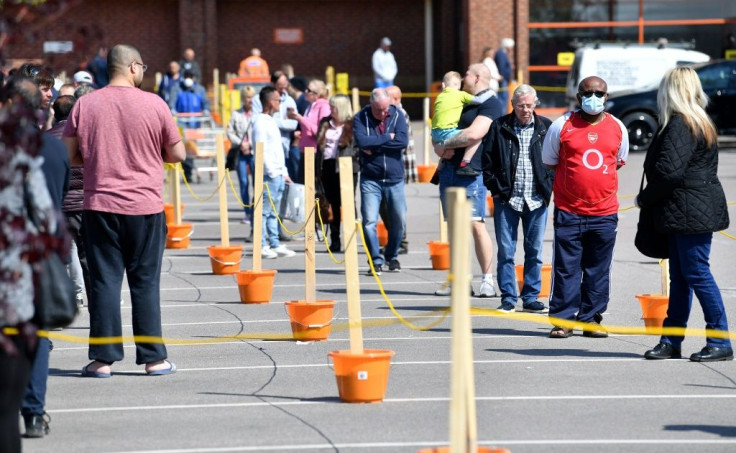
xmin=24 ymin=178 xmax=78 ymax=329
xmin=634 ymin=172 xmax=669 ymax=259
xmin=225 ymin=145 xmax=239 ymax=171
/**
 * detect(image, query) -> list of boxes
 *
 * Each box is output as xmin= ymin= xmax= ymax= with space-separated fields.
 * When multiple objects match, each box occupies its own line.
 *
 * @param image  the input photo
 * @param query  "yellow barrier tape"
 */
xmin=263 ymin=182 xmax=309 ymax=236
xmin=359 ymin=220 xmax=451 ymax=331
xmin=315 ymin=198 xmax=345 ymax=265
xmin=225 ymin=170 xmax=254 ymax=208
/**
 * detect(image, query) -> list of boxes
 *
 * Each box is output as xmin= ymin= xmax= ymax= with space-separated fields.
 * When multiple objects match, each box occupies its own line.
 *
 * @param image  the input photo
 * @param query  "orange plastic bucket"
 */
xmin=235 ymin=269 xmax=277 ymax=304
xmin=329 ymin=349 xmax=395 ymax=403
xmin=207 ymin=245 xmax=244 ymax=275
xmin=166 ymin=223 xmax=193 ymax=249
xmin=486 ymin=195 xmax=494 ymax=217
xmin=376 ymin=221 xmax=388 ymax=247
xmin=417 ymin=163 xmax=438 ymax=183
xmin=515 ymin=263 xmax=552 ymax=298
xmin=163 ymin=203 xmax=185 ymax=225
xmin=285 ymin=300 xmax=336 ymax=341
xmin=427 ymin=241 xmax=450 ymax=270
xmin=636 ymin=294 xmax=669 ymax=333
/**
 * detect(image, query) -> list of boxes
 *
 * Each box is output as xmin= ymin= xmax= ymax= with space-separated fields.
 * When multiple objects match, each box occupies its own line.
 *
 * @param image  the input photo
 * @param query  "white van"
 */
xmin=566 ymin=44 xmax=710 ymax=107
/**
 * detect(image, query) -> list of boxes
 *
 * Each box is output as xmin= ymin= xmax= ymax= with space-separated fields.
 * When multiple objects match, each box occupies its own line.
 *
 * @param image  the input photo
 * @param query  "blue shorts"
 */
xmin=438 ymin=163 xmax=487 ymax=222
xmin=431 ymin=128 xmax=461 ymax=144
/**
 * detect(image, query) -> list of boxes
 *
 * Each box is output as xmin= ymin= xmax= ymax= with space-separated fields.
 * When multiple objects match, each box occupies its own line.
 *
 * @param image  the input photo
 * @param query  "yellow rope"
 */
xmin=263 ymin=182 xmax=309 ymax=236
xmin=358 ymin=220 xmax=451 ymax=331
xmin=225 ymin=170 xmax=254 ymax=208
xmin=315 ymin=198 xmax=345 ymax=265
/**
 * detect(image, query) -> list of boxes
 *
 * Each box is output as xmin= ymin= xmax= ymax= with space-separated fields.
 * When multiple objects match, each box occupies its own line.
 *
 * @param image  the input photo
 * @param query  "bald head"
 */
xmin=578 ymin=76 xmax=607 ymax=93
xmin=386 ymin=85 xmax=402 ymax=106
xmin=251 ymin=48 xmax=261 ymax=57
xmin=108 ymin=44 xmax=142 ymax=77
xmin=463 ymin=63 xmax=491 ymax=94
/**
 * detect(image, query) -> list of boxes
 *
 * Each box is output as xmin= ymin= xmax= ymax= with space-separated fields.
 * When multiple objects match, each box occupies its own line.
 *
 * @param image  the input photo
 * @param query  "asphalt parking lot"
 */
xmin=25 ymin=127 xmax=736 ymax=453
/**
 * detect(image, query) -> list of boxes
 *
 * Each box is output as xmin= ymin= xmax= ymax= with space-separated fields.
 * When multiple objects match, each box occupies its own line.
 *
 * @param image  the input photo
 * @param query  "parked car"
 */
xmin=605 ymin=60 xmax=736 ymax=151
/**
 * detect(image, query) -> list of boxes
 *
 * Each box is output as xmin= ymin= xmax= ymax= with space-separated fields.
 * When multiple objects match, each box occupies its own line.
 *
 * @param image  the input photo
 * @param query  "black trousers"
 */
xmin=83 ymin=210 xmax=168 ymax=365
xmin=0 ymin=336 xmax=34 ymax=453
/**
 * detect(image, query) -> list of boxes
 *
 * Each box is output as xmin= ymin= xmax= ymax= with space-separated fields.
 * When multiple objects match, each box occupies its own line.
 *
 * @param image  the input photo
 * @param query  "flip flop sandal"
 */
xmin=549 ymin=327 xmax=572 ymax=338
xmin=81 ymin=362 xmax=111 ymax=378
xmin=146 ymin=361 xmax=177 ymax=376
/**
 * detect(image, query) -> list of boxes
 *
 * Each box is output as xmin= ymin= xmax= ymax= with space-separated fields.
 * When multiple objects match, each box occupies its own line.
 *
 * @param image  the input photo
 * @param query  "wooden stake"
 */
xmin=339 ymin=157 xmax=363 ymax=354
xmin=447 ymin=188 xmax=477 ymax=453
xmin=304 ymin=146 xmax=316 ymax=303
xmin=351 ymin=87 xmax=360 ymax=115
xmin=213 ymin=68 xmax=219 ymax=116
xmin=423 ymin=97 xmax=431 ymax=165
xmin=252 ymin=142 xmax=264 ymax=272
xmin=172 ymin=165 xmax=182 ymax=225
xmin=661 ymin=259 xmax=670 ymax=297
xmin=215 ymin=133 xmax=229 ymax=247
xmin=439 ymin=199 xmax=448 ymax=243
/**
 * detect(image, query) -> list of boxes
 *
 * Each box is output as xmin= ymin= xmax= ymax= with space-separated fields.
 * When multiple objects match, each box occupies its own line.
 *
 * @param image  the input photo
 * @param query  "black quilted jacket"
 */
xmin=638 ymin=114 xmax=729 ymax=234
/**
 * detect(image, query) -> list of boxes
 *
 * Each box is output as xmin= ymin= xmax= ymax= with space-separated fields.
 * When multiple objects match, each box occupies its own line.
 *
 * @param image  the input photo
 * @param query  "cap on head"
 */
xmin=381 ymin=37 xmax=392 ymax=46
xmin=74 ymin=71 xmax=94 ymax=84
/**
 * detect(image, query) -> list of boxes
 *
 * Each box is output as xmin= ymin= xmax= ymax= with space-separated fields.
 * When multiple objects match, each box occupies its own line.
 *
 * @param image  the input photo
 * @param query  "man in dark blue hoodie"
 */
xmin=354 ymin=88 xmax=409 ymax=275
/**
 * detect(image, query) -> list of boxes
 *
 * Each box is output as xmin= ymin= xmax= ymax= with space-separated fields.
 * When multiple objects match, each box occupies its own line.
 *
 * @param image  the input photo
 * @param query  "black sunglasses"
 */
xmin=579 ymin=90 xmax=606 ymax=98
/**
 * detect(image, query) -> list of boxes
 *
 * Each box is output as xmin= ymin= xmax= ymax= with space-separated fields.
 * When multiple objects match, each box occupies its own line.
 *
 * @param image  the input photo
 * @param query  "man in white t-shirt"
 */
xmin=252 ymin=86 xmax=296 ymax=259
xmin=372 ymin=37 xmax=398 ymax=88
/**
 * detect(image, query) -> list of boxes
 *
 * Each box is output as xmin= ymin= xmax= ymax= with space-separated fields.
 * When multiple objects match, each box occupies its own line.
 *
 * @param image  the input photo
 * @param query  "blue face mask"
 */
xmin=581 ymin=94 xmax=605 ymax=115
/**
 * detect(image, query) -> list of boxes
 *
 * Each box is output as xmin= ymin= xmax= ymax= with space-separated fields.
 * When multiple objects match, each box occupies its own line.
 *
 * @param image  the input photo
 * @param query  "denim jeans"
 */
xmin=236 ymin=153 xmax=255 ymax=220
xmin=494 ymin=199 xmax=548 ymax=305
xmin=661 ymin=232 xmax=731 ymax=348
xmin=21 ymin=337 xmax=49 ymax=416
xmin=360 ymin=178 xmax=406 ymax=265
xmin=262 ymin=174 xmax=285 ymax=248
xmin=438 ymin=163 xmax=486 ymax=221
xmin=549 ymin=209 xmax=617 ymax=323
xmin=83 ymin=210 xmax=168 ymax=365
xmin=287 ymin=145 xmax=301 ymax=184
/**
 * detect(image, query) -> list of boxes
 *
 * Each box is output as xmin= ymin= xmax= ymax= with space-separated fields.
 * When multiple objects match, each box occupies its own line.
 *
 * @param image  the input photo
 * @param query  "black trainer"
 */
xmin=388 ymin=259 xmax=401 ymax=272
xmin=23 ymin=413 xmax=50 ymax=438
xmin=366 ymin=265 xmax=383 ymax=276
xmin=456 ymin=165 xmax=479 ymax=177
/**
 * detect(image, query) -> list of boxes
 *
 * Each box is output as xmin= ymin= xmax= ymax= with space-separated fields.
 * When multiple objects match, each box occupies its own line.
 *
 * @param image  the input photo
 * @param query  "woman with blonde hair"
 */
xmin=226 ymin=85 xmax=257 ymax=225
xmin=315 ymin=94 xmax=357 ymax=250
xmin=287 ymin=79 xmax=331 ymax=182
xmin=639 ymin=67 xmax=731 ymax=362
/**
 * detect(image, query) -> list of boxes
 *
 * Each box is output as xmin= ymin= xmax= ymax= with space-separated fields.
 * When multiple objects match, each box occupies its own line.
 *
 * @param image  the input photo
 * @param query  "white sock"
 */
xmin=482 ymin=274 xmax=494 ymax=283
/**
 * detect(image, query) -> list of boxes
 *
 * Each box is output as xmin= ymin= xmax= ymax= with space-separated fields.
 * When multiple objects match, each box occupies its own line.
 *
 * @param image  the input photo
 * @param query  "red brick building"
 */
xmin=3 ymin=0 xmax=527 ymax=99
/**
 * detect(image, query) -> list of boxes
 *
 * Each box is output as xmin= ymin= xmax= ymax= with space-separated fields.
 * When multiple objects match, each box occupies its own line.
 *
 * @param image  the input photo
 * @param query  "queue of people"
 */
xmin=1 ymin=39 xmax=732 ymax=450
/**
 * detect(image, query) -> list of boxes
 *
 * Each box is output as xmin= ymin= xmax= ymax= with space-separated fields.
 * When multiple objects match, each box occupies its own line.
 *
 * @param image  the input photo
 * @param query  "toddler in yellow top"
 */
xmin=431 ymin=71 xmax=481 ymax=172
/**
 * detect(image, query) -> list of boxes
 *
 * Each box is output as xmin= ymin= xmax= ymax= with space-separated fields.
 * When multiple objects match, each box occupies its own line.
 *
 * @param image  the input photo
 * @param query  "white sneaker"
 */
xmin=273 ymin=245 xmax=296 ymax=257
xmin=434 ymin=284 xmax=474 ymax=297
xmin=261 ymin=246 xmax=278 ymax=259
xmin=474 ymin=280 xmax=498 ymax=298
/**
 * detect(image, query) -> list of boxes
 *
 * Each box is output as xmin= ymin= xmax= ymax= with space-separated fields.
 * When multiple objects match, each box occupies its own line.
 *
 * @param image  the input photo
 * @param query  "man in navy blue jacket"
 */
xmin=354 ymin=88 xmax=409 ymax=275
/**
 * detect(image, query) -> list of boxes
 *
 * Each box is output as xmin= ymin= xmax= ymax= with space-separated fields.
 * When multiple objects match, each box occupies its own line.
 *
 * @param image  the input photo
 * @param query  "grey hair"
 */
xmin=501 ymin=38 xmax=515 ymax=48
xmin=370 ymin=88 xmax=390 ymax=103
xmin=511 ymin=84 xmax=538 ymax=105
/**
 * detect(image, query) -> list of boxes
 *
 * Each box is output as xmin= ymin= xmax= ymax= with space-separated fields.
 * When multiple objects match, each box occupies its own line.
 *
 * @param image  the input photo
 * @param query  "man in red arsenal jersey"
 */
xmin=541 ymin=76 xmax=629 ymax=339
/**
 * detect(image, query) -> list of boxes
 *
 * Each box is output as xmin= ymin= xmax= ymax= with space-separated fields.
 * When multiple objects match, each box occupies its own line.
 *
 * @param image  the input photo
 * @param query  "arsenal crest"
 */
xmin=588 ymin=132 xmax=598 ymax=144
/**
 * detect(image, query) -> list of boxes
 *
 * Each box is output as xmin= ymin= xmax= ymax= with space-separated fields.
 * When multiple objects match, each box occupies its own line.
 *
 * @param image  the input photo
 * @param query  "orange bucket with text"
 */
xmin=329 ymin=349 xmax=395 ymax=403
xmin=235 ymin=269 xmax=277 ymax=304
xmin=285 ymin=300 xmax=336 ymax=341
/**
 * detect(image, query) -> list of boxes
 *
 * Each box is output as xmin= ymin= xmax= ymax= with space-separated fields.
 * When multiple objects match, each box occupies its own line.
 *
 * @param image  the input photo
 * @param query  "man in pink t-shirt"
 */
xmin=542 ymin=76 xmax=628 ymax=339
xmin=64 ymin=44 xmax=186 ymax=378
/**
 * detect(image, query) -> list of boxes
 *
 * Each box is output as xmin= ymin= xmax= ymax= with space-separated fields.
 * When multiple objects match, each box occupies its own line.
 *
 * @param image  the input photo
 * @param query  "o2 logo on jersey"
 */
xmin=582 ymin=149 xmax=608 ymax=174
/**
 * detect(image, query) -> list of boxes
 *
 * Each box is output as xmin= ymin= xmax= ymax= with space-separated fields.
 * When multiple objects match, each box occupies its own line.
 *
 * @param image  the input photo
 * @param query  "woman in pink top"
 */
xmin=287 ymin=79 xmax=331 ymax=182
